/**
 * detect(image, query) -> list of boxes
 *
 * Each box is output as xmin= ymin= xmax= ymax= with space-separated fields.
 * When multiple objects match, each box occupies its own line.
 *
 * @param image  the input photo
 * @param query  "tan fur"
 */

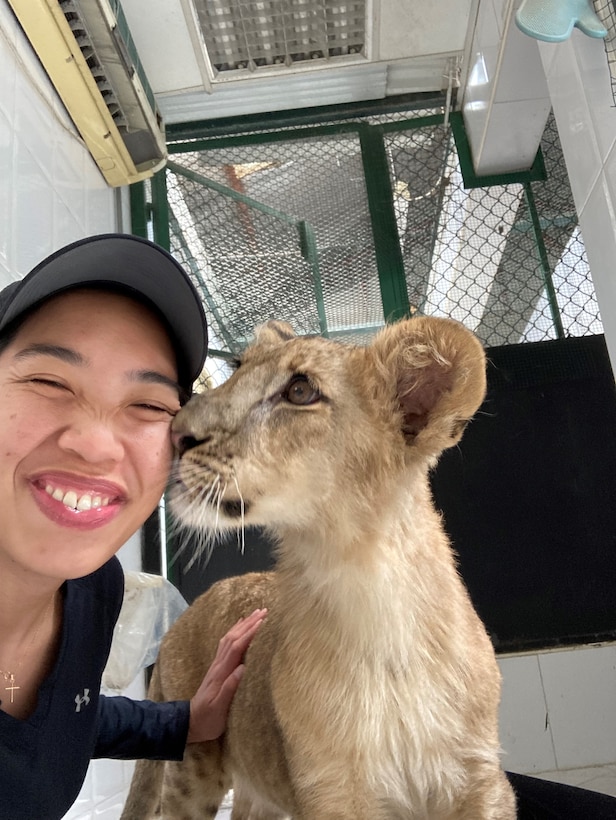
xmin=121 ymin=317 xmax=516 ymax=820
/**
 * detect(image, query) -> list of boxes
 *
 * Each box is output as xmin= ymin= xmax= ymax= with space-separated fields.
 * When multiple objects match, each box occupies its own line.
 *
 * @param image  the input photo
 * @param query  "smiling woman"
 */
xmin=0 ymin=234 xmax=266 ymax=820
xmin=0 ymin=290 xmax=181 ymax=569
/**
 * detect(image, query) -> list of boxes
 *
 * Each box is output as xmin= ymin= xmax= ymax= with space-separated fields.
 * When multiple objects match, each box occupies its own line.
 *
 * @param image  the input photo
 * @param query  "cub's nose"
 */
xmin=171 ymin=432 xmax=210 ymax=456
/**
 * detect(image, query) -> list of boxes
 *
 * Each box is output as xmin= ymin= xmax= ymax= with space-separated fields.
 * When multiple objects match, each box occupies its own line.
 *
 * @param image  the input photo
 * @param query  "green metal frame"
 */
xmin=523 ymin=182 xmax=566 ymax=339
xmin=165 ymin=92 xmax=447 ymax=141
xmin=166 ymin=119 xmax=430 ymax=323
xmin=358 ymin=125 xmax=410 ymax=321
xmin=130 ymin=96 xmax=571 ymax=582
xmin=131 ymin=98 xmax=561 ymax=341
xmin=381 ymin=114 xmax=453 ymax=316
xmin=129 ymin=180 xmax=148 ymax=238
xmin=150 ymin=170 xmax=171 ymax=250
xmin=166 ymin=160 xmax=327 ymax=337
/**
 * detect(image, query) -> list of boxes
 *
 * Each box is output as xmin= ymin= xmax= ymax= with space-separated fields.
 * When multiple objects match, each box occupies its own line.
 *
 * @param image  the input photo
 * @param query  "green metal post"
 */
xmin=298 ymin=221 xmax=327 ymax=336
xmin=150 ymin=169 xmax=177 ymax=584
xmin=129 ymin=181 xmax=148 ymax=238
xmin=524 ymin=182 xmax=566 ymax=340
xmin=150 ymin=169 xmax=171 ymax=251
xmin=358 ymin=125 xmax=411 ymax=323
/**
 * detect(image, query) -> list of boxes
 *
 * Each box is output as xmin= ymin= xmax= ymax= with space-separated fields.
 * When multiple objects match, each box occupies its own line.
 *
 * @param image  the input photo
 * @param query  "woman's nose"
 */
xmin=57 ymin=420 xmax=125 ymax=464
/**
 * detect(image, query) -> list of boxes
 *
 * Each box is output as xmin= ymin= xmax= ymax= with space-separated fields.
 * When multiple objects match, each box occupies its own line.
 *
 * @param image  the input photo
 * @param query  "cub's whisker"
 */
xmin=231 ymin=471 xmax=246 ymax=555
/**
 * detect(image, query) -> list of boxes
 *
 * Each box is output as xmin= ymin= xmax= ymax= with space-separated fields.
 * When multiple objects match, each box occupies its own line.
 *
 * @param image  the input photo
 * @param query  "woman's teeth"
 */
xmin=45 ymin=484 xmax=110 ymax=512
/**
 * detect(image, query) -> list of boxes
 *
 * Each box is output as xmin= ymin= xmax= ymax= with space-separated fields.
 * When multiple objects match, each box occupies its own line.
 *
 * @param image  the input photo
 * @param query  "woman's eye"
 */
xmin=29 ymin=377 xmax=69 ymax=390
xmin=132 ymin=403 xmax=177 ymax=418
xmin=284 ymin=375 xmax=321 ymax=406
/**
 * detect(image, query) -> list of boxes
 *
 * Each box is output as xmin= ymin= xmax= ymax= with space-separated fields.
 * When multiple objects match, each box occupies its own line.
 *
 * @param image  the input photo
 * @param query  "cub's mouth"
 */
xmin=168 ymin=473 xmax=252 ymax=527
xmin=221 ymin=498 xmax=250 ymax=518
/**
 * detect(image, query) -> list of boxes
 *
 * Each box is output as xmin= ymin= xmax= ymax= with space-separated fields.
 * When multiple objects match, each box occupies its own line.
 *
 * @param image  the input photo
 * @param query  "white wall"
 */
xmin=498 ymin=644 xmax=616 ymax=784
xmin=538 ymin=31 xmax=616 ymax=374
xmin=0 ymin=2 xmax=121 ymax=282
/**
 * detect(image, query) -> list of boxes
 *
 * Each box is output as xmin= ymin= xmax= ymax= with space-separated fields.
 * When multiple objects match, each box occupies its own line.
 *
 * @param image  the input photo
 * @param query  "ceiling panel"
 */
xmin=120 ymin=0 xmax=477 ymax=123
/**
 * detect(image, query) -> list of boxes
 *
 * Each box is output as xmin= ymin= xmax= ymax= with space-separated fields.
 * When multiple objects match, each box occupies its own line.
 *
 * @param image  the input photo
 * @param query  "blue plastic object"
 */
xmin=515 ymin=0 xmax=607 ymax=42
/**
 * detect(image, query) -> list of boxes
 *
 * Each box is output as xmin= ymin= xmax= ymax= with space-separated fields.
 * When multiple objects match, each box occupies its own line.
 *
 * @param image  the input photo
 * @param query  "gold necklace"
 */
xmin=0 ymin=595 xmax=55 ymax=705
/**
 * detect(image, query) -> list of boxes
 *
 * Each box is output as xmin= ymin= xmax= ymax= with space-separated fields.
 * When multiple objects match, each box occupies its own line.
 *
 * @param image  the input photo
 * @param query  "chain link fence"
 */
xmin=388 ymin=113 xmax=600 ymax=347
xmin=157 ymin=105 xmax=601 ymax=388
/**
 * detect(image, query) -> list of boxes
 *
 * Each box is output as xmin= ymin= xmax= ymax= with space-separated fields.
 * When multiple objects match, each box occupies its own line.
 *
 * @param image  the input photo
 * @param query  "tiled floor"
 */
xmin=532 ymin=763 xmax=616 ymax=798
xmin=213 ymin=765 xmax=616 ymax=817
xmin=62 ymin=763 xmax=616 ymax=818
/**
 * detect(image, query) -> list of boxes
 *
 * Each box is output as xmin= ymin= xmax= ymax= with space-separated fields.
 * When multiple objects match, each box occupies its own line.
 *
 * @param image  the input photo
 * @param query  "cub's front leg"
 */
xmin=159 ymin=744 xmax=230 ymax=819
xmin=454 ymin=764 xmax=517 ymax=820
xmin=230 ymin=784 xmax=291 ymax=819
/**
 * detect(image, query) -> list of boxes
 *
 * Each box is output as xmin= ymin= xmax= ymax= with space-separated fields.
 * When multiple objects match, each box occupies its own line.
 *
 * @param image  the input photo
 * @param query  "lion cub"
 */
xmin=122 ymin=317 xmax=516 ymax=820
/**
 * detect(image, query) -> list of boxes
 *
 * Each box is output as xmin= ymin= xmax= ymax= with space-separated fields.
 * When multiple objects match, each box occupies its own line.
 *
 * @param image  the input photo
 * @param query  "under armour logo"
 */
xmin=75 ymin=689 xmax=90 ymax=712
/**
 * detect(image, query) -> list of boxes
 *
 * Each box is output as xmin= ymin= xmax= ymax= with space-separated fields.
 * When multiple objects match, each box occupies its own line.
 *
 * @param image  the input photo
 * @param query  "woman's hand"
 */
xmin=186 ymin=608 xmax=267 ymax=743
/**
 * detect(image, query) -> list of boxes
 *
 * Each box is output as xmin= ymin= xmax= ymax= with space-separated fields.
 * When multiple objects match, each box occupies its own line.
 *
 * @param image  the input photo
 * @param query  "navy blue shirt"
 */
xmin=0 ymin=557 xmax=190 ymax=820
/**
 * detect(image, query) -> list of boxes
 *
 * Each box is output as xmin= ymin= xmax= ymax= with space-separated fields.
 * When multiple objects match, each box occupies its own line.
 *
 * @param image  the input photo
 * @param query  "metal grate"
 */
xmin=167 ymin=151 xmax=327 ymax=388
xmin=59 ymin=0 xmax=127 ymax=127
xmin=387 ymin=113 xmax=601 ymax=347
xmin=166 ymin=130 xmax=383 ymax=387
xmin=194 ymin=0 xmax=366 ymax=73
xmin=148 ymin=105 xmax=601 ymax=388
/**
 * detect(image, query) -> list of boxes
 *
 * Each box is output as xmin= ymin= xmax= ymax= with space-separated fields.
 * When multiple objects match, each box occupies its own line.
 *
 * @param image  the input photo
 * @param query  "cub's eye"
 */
xmin=284 ymin=375 xmax=321 ymax=406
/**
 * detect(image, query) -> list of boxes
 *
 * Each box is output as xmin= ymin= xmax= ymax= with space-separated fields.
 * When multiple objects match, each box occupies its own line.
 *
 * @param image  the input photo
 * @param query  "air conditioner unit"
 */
xmin=8 ymin=0 xmax=167 ymax=187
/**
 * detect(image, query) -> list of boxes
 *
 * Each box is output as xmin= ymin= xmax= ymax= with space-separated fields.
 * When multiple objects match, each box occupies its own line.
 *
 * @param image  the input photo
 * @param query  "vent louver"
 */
xmin=8 ymin=0 xmax=167 ymax=186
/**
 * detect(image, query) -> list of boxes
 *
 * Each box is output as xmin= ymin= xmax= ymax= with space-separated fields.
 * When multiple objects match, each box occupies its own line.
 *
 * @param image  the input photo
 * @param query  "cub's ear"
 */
xmin=253 ymin=320 xmax=297 ymax=348
xmin=370 ymin=316 xmax=487 ymax=459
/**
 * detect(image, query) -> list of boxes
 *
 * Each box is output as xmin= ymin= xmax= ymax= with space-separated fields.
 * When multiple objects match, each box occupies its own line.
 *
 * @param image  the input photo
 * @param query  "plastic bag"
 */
xmin=102 ymin=571 xmax=188 ymax=692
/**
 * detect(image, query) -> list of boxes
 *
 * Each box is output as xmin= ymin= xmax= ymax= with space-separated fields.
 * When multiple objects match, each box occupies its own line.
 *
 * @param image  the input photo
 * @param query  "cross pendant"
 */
xmin=5 ymin=676 xmax=19 ymax=703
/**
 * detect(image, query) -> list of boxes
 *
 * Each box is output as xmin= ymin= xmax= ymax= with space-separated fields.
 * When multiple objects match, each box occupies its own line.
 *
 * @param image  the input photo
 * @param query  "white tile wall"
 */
xmin=539 ymin=645 xmax=616 ymax=769
xmin=497 ymin=20 xmax=616 ymax=715
xmin=499 ymin=644 xmax=616 ymax=775
xmin=574 ymin=37 xmax=616 ymax=162
xmin=498 ymin=654 xmax=556 ymax=773
xmin=539 ymin=37 xmax=604 ymax=213
xmin=538 ymin=31 xmax=616 ymax=372
xmin=497 ymin=9 xmax=616 ymax=724
xmin=462 ymin=0 xmax=551 ymax=175
xmin=0 ymin=1 xmax=119 ymax=291
xmin=576 ymin=174 xmax=616 ymax=369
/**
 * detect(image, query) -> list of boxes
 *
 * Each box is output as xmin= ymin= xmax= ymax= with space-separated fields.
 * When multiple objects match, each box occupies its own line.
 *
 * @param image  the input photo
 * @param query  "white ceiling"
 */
xmin=120 ymin=0 xmax=477 ymax=124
